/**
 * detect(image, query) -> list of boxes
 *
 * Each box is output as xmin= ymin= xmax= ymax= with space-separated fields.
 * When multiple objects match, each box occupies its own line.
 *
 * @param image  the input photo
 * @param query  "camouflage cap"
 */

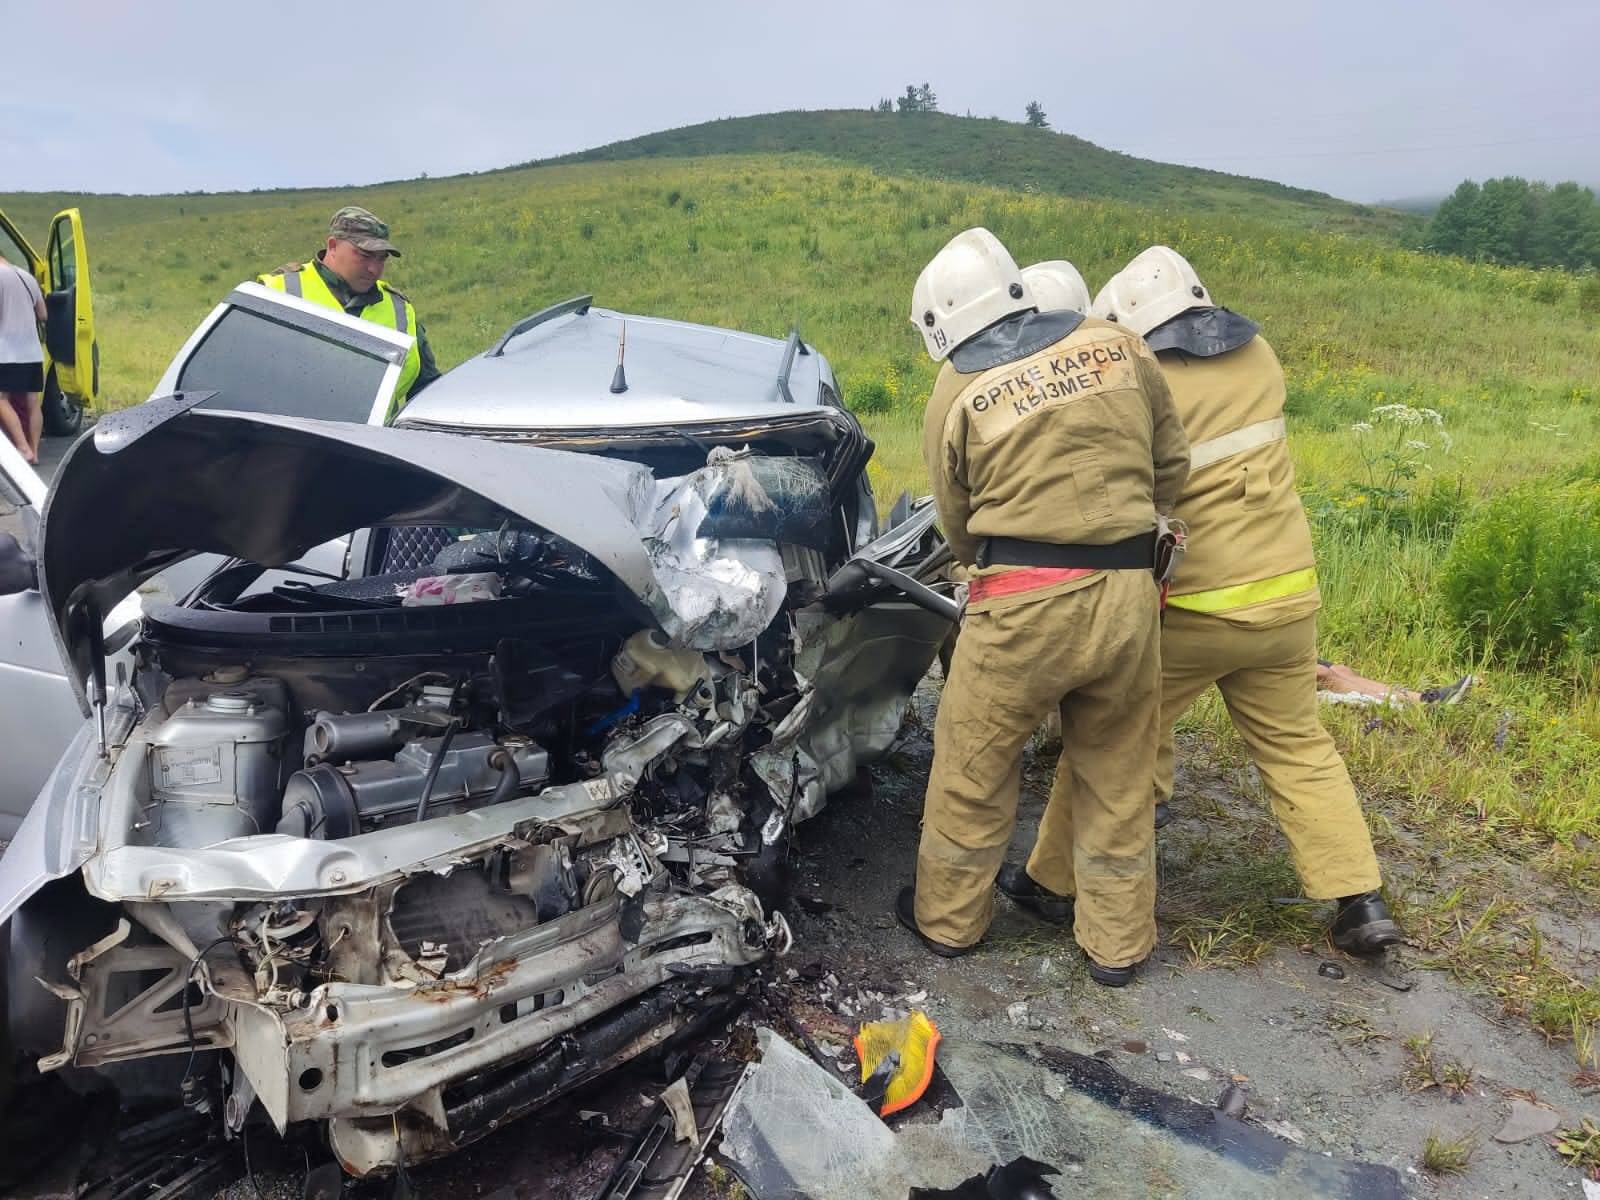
xmin=328 ymin=206 xmax=400 ymax=256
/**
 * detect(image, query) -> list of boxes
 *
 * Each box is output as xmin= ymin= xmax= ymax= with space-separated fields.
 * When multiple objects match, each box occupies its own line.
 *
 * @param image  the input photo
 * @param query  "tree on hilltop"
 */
xmin=1024 ymin=100 xmax=1048 ymax=128
xmin=897 ymin=83 xmax=938 ymax=114
xmin=874 ymin=98 xmax=893 ymax=114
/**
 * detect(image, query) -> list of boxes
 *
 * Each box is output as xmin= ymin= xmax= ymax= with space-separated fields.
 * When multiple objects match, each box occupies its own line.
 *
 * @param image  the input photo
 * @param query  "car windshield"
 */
xmin=178 ymin=305 xmax=389 ymax=422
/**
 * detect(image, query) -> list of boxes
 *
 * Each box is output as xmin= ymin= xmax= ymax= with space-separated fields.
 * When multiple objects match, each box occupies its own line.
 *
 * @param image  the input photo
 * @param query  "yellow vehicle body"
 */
xmin=0 ymin=207 xmax=97 ymax=435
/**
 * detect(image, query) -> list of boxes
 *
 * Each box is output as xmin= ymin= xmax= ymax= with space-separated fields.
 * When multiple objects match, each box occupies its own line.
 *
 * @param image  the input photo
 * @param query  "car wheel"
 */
xmin=41 ymin=368 xmax=84 ymax=437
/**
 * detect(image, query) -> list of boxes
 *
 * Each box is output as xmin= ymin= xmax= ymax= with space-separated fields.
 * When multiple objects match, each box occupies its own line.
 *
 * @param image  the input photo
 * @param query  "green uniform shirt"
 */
xmin=312 ymin=254 xmax=441 ymax=394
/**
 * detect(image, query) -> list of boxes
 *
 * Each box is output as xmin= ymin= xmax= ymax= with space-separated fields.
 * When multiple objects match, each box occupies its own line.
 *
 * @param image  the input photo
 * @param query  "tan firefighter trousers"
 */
xmin=1154 ymin=608 xmax=1382 ymax=899
xmin=915 ymin=571 xmax=1162 ymax=967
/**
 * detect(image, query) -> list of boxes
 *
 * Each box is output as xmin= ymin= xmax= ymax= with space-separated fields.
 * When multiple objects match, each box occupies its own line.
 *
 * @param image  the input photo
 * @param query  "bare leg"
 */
xmin=23 ymin=391 xmax=41 ymax=458
xmin=0 ymin=394 xmax=31 ymax=462
xmin=1315 ymin=660 xmax=1421 ymax=704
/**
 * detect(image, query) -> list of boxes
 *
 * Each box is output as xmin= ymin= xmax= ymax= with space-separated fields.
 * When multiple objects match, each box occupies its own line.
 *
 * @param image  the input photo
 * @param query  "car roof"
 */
xmin=396 ymin=303 xmax=832 ymax=431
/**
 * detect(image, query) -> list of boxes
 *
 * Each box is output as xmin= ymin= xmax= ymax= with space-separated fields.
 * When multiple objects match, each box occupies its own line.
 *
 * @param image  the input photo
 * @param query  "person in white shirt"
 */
xmin=0 ymin=256 xmax=47 ymax=463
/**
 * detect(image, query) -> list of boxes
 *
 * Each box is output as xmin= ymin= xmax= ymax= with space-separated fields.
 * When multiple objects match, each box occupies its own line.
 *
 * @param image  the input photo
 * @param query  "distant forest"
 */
xmin=1426 ymin=177 xmax=1600 ymax=269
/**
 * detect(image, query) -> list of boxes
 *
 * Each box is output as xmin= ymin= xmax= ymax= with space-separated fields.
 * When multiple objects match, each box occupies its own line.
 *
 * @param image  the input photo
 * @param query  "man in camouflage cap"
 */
xmin=257 ymin=206 xmax=439 ymax=416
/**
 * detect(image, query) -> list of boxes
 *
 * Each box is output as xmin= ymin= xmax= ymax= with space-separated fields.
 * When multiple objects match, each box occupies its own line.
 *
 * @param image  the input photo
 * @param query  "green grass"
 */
xmin=3 ymin=129 xmax=1597 ymax=1060
xmin=1421 ymin=1129 xmax=1477 ymax=1175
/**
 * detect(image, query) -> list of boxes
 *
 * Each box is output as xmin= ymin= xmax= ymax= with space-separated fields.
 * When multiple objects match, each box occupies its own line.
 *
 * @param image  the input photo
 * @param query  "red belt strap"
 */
xmin=967 ymin=566 xmax=1097 ymax=604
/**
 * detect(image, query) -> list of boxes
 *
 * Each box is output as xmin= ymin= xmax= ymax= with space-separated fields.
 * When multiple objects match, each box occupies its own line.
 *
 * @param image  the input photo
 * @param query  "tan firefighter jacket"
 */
xmin=1155 ymin=322 xmax=1318 ymax=625
xmin=923 ymin=311 xmax=1189 ymax=611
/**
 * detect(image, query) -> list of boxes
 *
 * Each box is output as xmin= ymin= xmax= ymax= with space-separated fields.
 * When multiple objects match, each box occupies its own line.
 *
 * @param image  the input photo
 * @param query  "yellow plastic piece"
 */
xmin=854 ymin=1010 xmax=941 ymax=1117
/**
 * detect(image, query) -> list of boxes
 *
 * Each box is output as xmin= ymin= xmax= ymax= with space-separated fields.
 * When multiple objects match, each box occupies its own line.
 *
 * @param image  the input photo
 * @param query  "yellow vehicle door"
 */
xmin=42 ymin=209 xmax=98 ymax=424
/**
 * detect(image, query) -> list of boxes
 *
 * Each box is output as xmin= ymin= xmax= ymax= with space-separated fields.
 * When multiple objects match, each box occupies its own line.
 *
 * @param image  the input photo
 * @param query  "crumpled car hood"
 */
xmin=41 ymin=396 xmax=661 ymax=710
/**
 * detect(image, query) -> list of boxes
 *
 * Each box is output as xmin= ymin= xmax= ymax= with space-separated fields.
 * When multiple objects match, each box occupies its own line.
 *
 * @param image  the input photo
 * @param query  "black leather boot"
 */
xmin=1331 ymin=891 xmax=1402 ymax=955
xmin=1154 ymin=801 xmax=1173 ymax=830
xmin=995 ymin=864 xmax=1074 ymax=924
xmin=895 ymin=886 xmax=973 ymax=959
xmin=1086 ymin=954 xmax=1145 ymax=988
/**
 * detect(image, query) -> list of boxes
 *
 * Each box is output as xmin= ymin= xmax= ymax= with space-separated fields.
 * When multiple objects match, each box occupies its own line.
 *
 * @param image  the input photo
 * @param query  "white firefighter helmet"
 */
xmin=1090 ymin=245 xmax=1213 ymax=336
xmin=1021 ymin=260 xmax=1092 ymax=314
xmin=910 ymin=228 xmax=1033 ymax=361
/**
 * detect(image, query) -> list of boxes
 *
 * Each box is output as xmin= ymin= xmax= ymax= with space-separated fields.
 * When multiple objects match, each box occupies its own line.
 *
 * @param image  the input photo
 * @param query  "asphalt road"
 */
xmin=34 ymin=430 xmax=77 ymax=486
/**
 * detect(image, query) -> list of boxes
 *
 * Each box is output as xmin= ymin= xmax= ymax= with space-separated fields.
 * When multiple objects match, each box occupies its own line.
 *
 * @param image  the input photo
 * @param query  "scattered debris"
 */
xmin=1026 ymin=1045 xmax=1402 ymax=1196
xmin=661 ymin=1078 xmax=698 ymax=1144
xmin=718 ymin=1028 xmax=989 ymax=1200
xmin=1318 ymin=961 xmax=1347 ymax=980
xmin=1261 ymin=1119 xmax=1309 ymax=1146
xmin=1215 ymin=1084 xmax=1248 ymax=1119
xmin=910 ymin=1156 xmax=1061 ymax=1199
xmin=1491 ymin=1098 xmax=1560 ymax=1144
xmin=1162 ymin=1028 xmax=1190 ymax=1044
xmin=1006 ymin=1001 xmax=1030 ymax=1027
xmin=1181 ymin=1068 xmax=1213 ymax=1082
xmin=594 ymin=1056 xmax=746 ymax=1200
xmin=1493 ymin=711 xmax=1514 ymax=752
xmin=1156 ymin=1052 xmax=1174 ymax=1064
xmin=1121 ymin=1040 xmax=1149 ymax=1055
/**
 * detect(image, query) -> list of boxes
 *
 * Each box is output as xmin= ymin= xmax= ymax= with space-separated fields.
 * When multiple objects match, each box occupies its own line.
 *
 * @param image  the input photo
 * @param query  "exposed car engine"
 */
xmin=5 ymin=403 xmax=953 ymax=1177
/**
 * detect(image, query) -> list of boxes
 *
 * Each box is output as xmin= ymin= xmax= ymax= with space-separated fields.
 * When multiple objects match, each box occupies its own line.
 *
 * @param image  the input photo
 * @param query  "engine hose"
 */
xmin=487 ymin=748 xmax=521 ymax=806
xmin=412 ymin=720 xmax=460 ymax=824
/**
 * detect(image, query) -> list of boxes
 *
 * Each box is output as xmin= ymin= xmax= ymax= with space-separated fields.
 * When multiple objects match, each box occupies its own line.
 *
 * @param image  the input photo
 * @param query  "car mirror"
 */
xmin=0 ymin=530 xmax=39 ymax=595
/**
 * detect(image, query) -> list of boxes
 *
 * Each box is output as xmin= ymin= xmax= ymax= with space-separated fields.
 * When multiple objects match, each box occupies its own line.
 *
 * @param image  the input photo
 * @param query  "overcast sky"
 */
xmin=4 ymin=0 xmax=1596 ymax=202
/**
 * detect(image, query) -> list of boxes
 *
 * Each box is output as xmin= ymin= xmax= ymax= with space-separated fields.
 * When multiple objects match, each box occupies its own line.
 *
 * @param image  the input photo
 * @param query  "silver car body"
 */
xmin=1 ymin=290 xmax=953 ymax=1176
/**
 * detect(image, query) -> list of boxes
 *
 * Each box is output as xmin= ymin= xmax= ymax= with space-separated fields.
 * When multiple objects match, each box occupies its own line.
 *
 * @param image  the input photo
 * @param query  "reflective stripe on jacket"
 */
xmin=258 ymin=265 xmax=422 ymax=419
xmin=1159 ymin=335 xmax=1319 ymax=620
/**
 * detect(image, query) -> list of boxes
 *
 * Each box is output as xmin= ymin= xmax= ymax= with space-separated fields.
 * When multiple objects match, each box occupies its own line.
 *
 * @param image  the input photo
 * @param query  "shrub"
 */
xmin=666 ymin=190 xmax=681 ymax=207
xmin=1530 ymin=273 xmax=1569 ymax=305
xmin=1440 ymin=481 xmax=1600 ymax=663
xmin=1579 ymin=273 xmax=1600 ymax=317
xmin=849 ymin=378 xmax=894 ymax=414
xmin=579 ymin=222 xmax=595 ymax=240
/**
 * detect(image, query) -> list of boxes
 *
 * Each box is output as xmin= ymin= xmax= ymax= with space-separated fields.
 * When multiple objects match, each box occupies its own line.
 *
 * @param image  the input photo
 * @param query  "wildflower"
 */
xmin=1407 ymin=440 xmax=1430 ymax=452
xmin=1350 ymin=421 xmax=1374 ymax=435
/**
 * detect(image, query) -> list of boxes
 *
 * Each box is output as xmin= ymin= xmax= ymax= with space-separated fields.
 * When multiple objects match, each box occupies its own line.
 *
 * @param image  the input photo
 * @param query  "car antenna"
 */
xmin=610 ymin=320 xmax=628 ymax=394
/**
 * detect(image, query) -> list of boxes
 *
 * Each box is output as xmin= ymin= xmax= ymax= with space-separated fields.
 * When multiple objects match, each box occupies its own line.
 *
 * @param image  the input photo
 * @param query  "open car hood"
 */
xmin=40 ymin=396 xmax=661 ymax=711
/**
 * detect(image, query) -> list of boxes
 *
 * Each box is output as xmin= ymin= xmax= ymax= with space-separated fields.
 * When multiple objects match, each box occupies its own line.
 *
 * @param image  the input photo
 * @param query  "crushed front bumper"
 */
xmin=231 ymin=884 xmax=785 ymax=1175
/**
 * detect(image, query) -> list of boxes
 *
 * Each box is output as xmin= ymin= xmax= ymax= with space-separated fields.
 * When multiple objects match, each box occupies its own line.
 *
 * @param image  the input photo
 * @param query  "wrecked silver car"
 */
xmin=0 ymin=304 xmax=953 ymax=1176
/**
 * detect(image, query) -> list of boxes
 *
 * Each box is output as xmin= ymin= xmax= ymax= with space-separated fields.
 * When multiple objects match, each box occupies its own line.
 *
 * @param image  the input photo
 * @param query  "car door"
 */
xmin=0 ymin=288 xmax=414 ymax=836
xmin=0 ymin=437 xmax=83 ymax=841
xmin=154 ymin=282 xmax=413 ymax=425
xmin=42 ymin=209 xmax=97 ymax=408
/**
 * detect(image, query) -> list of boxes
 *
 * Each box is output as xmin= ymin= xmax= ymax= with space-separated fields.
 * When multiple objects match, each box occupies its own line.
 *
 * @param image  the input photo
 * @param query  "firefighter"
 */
xmin=902 ymin=229 xmax=1189 ymax=986
xmin=1090 ymin=246 xmax=1400 ymax=955
xmin=1020 ymin=260 xmax=1092 ymax=314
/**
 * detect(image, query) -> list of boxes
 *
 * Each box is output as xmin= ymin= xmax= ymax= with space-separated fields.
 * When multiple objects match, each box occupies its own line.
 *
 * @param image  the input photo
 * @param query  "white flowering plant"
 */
xmin=1347 ymin=401 xmax=1451 ymax=514
xmin=1310 ymin=401 xmax=1466 ymax=537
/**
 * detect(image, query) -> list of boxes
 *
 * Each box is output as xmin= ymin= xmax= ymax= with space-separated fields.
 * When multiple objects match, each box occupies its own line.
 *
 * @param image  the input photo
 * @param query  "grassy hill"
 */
xmin=534 ymin=109 xmax=1415 ymax=238
xmin=3 ymin=136 xmax=1598 ymax=1058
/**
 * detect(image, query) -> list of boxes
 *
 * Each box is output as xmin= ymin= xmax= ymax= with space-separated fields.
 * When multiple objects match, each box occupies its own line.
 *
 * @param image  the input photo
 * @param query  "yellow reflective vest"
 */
xmin=257 ymin=264 xmax=422 ymax=421
xmin=1158 ymin=334 xmax=1319 ymax=624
